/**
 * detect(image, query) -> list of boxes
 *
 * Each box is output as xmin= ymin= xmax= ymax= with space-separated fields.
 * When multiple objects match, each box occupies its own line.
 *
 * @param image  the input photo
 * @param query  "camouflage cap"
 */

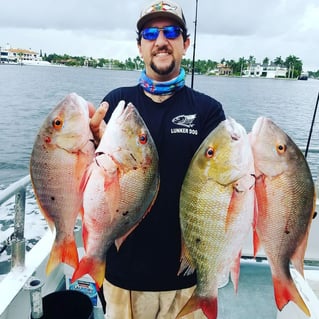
xmin=137 ymin=1 xmax=187 ymax=31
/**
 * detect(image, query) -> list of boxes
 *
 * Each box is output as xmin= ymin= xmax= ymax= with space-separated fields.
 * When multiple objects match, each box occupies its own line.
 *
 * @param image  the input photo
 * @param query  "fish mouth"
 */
xmin=113 ymin=101 xmax=135 ymax=123
xmin=66 ymin=93 xmax=90 ymax=118
xmin=251 ymin=116 xmax=267 ymax=136
xmin=225 ymin=117 xmax=245 ymax=141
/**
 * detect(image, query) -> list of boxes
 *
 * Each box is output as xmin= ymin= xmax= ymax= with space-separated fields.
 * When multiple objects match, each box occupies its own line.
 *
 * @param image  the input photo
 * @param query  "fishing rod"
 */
xmin=305 ymin=91 xmax=319 ymax=158
xmin=191 ymin=0 xmax=198 ymax=89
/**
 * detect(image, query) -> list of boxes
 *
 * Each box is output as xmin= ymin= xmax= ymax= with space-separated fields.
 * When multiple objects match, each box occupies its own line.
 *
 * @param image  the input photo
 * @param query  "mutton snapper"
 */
xmin=249 ymin=116 xmax=315 ymax=316
xmin=177 ymin=118 xmax=255 ymax=319
xmin=72 ymin=101 xmax=160 ymax=287
xmin=30 ymin=93 xmax=95 ymax=274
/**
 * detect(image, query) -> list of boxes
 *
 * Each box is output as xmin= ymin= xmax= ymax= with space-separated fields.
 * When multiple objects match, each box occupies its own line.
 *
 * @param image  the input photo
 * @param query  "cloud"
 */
xmin=0 ymin=0 xmax=142 ymax=30
xmin=1 ymin=0 xmax=319 ymax=70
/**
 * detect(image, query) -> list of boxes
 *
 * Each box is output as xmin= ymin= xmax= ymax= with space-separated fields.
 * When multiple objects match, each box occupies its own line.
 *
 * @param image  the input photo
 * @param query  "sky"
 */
xmin=1 ymin=0 xmax=319 ymax=71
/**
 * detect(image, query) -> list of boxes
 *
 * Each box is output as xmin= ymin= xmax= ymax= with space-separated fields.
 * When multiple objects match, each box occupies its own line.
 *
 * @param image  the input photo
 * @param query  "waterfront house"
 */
xmin=0 ymin=44 xmax=41 ymax=64
xmin=242 ymin=63 xmax=287 ymax=78
xmin=207 ymin=63 xmax=233 ymax=76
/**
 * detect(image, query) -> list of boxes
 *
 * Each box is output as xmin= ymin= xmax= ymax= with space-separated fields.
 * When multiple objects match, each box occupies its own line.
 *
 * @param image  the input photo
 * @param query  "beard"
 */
xmin=150 ymin=59 xmax=176 ymax=76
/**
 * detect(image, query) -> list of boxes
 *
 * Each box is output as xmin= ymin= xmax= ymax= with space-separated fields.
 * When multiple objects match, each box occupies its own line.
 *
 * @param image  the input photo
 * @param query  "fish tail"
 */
xmin=177 ymin=295 xmax=217 ymax=319
xmin=46 ymin=238 xmax=79 ymax=275
xmin=72 ymin=256 xmax=106 ymax=288
xmin=273 ymin=276 xmax=310 ymax=316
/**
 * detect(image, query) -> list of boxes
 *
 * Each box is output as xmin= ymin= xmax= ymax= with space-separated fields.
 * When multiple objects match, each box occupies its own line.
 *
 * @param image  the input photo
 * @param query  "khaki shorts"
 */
xmin=103 ymin=279 xmax=206 ymax=319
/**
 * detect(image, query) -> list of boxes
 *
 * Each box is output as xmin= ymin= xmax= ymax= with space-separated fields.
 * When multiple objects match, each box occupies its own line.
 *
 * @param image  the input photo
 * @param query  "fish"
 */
xmin=249 ymin=116 xmax=315 ymax=317
xmin=71 ymin=100 xmax=160 ymax=287
xmin=30 ymin=93 xmax=95 ymax=274
xmin=177 ymin=118 xmax=255 ymax=319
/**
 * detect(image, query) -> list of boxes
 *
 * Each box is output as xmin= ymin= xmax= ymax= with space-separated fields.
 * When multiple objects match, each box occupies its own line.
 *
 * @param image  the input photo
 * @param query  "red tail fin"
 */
xmin=177 ymin=295 xmax=217 ymax=319
xmin=72 ymin=256 xmax=105 ymax=288
xmin=46 ymin=237 xmax=79 ymax=274
xmin=273 ymin=276 xmax=310 ymax=317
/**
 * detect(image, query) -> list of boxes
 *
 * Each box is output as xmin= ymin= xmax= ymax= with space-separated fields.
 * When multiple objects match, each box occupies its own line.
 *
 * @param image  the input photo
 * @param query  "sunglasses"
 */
xmin=141 ymin=26 xmax=183 ymax=41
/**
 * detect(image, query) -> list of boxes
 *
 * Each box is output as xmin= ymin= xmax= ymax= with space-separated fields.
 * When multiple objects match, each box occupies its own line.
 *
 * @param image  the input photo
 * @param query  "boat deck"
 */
xmin=218 ymin=259 xmax=319 ymax=319
xmin=218 ymin=259 xmax=276 ymax=318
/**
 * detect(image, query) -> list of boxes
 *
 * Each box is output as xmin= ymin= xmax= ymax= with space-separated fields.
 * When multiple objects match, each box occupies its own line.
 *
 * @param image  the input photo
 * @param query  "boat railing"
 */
xmin=0 ymin=175 xmax=30 ymax=271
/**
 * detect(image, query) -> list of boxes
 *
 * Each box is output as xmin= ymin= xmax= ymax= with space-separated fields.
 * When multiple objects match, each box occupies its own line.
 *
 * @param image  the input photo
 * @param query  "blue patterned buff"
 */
xmin=139 ymin=68 xmax=186 ymax=95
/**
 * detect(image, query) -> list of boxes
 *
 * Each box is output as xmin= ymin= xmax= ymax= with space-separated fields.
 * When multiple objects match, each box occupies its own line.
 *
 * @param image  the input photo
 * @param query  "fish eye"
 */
xmin=276 ymin=143 xmax=286 ymax=154
xmin=52 ymin=117 xmax=63 ymax=130
xmin=205 ymin=147 xmax=214 ymax=158
xmin=139 ymin=133 xmax=148 ymax=145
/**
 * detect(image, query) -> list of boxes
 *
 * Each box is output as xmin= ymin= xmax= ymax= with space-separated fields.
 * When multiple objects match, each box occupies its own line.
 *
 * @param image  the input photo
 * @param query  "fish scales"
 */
xmin=256 ymin=174 xmax=311 ymax=257
xmin=178 ymin=118 xmax=255 ymax=319
xmin=250 ymin=116 xmax=315 ymax=317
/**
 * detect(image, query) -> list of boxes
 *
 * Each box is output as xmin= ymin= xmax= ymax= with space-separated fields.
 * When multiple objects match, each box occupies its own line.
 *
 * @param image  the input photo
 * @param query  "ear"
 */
xmin=183 ymin=37 xmax=190 ymax=54
xmin=137 ymin=43 xmax=143 ymax=58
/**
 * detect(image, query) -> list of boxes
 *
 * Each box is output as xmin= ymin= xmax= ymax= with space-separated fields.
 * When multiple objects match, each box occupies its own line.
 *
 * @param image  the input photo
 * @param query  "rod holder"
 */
xmin=25 ymin=277 xmax=44 ymax=319
xmin=11 ymin=188 xmax=27 ymax=269
xmin=11 ymin=238 xmax=26 ymax=269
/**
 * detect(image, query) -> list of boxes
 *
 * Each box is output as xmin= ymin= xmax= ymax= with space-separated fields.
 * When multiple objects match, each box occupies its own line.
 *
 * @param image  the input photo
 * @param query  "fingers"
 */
xmin=90 ymin=102 xmax=109 ymax=144
xmin=88 ymin=102 xmax=97 ymax=118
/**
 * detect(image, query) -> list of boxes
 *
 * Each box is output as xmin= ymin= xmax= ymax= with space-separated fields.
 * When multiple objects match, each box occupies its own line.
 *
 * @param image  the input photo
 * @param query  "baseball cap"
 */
xmin=137 ymin=1 xmax=187 ymax=32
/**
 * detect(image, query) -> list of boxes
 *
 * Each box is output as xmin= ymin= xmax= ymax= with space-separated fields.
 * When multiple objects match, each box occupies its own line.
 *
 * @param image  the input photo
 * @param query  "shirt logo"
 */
xmin=172 ymin=114 xmax=196 ymax=128
xmin=171 ymin=114 xmax=198 ymax=135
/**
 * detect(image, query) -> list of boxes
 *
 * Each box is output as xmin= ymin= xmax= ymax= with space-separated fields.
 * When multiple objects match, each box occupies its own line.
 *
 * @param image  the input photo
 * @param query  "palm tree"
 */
xmin=285 ymin=55 xmax=302 ymax=78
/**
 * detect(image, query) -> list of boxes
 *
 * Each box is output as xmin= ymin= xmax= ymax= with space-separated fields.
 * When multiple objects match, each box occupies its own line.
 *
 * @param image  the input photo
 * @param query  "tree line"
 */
xmin=44 ymin=53 xmax=319 ymax=79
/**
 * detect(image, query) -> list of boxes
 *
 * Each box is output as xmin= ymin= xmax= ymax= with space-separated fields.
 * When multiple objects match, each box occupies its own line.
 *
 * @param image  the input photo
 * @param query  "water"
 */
xmin=0 ymin=65 xmax=318 ymax=267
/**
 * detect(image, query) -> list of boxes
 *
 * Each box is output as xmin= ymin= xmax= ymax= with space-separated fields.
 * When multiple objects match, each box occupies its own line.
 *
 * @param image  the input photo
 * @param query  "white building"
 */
xmin=243 ymin=63 xmax=287 ymax=78
xmin=0 ymin=44 xmax=41 ymax=64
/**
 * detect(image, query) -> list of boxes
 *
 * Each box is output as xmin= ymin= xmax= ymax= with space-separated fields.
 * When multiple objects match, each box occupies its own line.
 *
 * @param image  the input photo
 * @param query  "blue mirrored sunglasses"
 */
xmin=141 ymin=26 xmax=183 ymax=41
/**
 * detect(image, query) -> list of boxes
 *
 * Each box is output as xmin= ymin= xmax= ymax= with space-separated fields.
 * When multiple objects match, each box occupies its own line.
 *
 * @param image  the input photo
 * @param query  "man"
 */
xmin=90 ymin=1 xmax=226 ymax=318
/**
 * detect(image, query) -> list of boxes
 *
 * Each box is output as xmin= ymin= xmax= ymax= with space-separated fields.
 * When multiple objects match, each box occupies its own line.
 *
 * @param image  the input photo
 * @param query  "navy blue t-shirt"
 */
xmin=102 ymin=84 xmax=225 ymax=291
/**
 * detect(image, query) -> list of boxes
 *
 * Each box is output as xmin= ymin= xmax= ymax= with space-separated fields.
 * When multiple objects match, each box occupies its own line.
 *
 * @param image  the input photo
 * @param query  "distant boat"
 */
xmin=20 ymin=60 xmax=67 ymax=67
xmin=21 ymin=59 xmax=52 ymax=67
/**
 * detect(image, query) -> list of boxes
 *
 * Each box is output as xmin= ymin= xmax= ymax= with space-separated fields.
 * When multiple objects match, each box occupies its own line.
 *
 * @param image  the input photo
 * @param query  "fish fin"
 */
xmin=291 ymin=211 xmax=313 ymax=277
xmin=46 ymin=219 xmax=55 ymax=232
xmin=230 ymin=251 xmax=241 ymax=293
xmin=79 ymin=164 xmax=93 ymax=193
xmin=178 ymin=238 xmax=195 ymax=276
xmin=273 ymin=275 xmax=310 ymax=317
xmin=226 ymin=176 xmax=252 ymax=230
xmin=252 ymin=188 xmax=258 ymax=229
xmin=46 ymin=237 xmax=79 ymax=275
xmin=82 ymin=222 xmax=89 ymax=251
xmin=252 ymin=190 xmax=260 ymax=256
xmin=225 ymin=188 xmax=241 ymax=231
xmin=72 ymin=256 xmax=106 ymax=288
xmin=253 ymin=228 xmax=261 ymax=257
xmin=79 ymin=206 xmax=84 ymax=220
xmin=177 ymin=295 xmax=218 ymax=319
xmin=291 ymin=235 xmax=308 ymax=277
xmin=35 ymin=200 xmax=55 ymax=232
xmin=115 ymin=223 xmax=140 ymax=251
